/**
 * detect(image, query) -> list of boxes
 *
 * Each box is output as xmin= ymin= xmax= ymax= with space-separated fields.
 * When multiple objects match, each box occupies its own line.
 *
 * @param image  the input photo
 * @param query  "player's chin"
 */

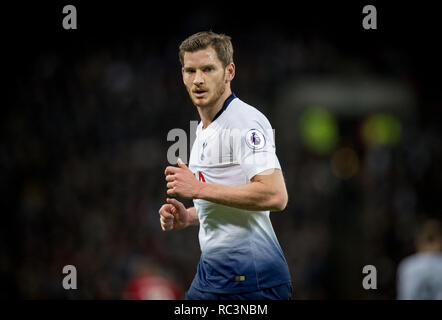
xmin=192 ymin=96 xmax=209 ymax=107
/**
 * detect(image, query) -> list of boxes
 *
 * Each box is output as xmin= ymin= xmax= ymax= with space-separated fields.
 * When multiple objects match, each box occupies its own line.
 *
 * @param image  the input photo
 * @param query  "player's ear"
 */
xmin=225 ymin=63 xmax=235 ymax=82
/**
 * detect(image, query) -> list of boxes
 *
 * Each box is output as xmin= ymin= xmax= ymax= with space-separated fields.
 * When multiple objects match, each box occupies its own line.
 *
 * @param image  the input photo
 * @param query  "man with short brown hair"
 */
xmin=158 ymin=31 xmax=292 ymax=300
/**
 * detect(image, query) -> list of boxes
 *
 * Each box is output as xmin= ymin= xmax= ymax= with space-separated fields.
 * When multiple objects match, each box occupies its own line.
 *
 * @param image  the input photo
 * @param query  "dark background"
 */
xmin=2 ymin=1 xmax=441 ymax=299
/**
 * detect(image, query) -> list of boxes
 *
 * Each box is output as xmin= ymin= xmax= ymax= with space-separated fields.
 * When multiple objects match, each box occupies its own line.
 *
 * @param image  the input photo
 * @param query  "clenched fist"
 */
xmin=158 ymin=198 xmax=190 ymax=231
xmin=165 ymin=158 xmax=202 ymax=199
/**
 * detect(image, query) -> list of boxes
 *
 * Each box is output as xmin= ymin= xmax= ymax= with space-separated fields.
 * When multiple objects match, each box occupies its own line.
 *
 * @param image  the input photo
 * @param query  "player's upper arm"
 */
xmin=251 ymin=168 xmax=288 ymax=211
xmin=237 ymin=124 xmax=281 ymax=180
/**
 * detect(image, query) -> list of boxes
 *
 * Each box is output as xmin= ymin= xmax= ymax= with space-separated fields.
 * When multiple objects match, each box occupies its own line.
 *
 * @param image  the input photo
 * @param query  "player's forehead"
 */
xmin=183 ymin=46 xmax=222 ymax=68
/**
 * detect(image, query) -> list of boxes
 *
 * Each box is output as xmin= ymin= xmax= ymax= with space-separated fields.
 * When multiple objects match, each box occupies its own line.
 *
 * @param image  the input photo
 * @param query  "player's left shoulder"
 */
xmin=227 ymin=98 xmax=273 ymax=130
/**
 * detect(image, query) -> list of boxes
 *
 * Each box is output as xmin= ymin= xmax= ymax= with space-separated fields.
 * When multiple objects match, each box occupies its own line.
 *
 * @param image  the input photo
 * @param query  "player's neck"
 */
xmin=198 ymin=89 xmax=232 ymax=129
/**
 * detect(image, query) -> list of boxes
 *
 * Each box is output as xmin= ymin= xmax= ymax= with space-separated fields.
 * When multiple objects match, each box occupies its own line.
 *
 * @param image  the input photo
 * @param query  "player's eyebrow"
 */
xmin=184 ymin=64 xmax=217 ymax=72
xmin=183 ymin=66 xmax=196 ymax=72
xmin=201 ymin=64 xmax=216 ymax=70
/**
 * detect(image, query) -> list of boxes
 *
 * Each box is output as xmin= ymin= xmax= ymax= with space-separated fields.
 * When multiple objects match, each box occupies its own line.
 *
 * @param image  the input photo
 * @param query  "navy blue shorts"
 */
xmin=185 ymin=283 xmax=293 ymax=300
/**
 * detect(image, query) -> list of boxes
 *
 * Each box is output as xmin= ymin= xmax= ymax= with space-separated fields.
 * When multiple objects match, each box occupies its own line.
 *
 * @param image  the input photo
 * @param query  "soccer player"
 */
xmin=158 ymin=31 xmax=292 ymax=300
xmin=397 ymin=219 xmax=442 ymax=299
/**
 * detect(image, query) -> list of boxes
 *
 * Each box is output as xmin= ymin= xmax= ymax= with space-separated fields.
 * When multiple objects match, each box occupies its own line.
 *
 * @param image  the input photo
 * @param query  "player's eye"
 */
xmin=204 ymin=66 xmax=214 ymax=72
xmin=185 ymin=69 xmax=195 ymax=74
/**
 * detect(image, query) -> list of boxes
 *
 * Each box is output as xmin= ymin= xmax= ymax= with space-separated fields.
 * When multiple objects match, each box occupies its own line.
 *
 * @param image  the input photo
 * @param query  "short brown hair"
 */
xmin=179 ymin=31 xmax=233 ymax=68
xmin=417 ymin=219 xmax=441 ymax=247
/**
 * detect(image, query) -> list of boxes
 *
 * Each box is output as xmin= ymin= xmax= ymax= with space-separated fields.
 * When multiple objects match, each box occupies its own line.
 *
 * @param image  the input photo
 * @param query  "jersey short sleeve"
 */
xmin=233 ymin=111 xmax=281 ymax=181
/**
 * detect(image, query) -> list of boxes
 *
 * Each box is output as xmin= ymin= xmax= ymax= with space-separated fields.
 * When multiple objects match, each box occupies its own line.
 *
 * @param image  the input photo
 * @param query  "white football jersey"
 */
xmin=188 ymin=93 xmax=291 ymax=293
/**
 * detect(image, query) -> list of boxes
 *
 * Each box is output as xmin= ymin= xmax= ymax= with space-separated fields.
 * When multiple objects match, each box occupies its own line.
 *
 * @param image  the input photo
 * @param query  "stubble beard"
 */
xmin=189 ymin=77 xmax=227 ymax=109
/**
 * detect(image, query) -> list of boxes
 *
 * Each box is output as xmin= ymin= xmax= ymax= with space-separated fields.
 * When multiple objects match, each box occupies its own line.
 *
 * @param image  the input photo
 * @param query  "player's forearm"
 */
xmin=186 ymin=207 xmax=199 ymax=227
xmin=196 ymin=181 xmax=286 ymax=211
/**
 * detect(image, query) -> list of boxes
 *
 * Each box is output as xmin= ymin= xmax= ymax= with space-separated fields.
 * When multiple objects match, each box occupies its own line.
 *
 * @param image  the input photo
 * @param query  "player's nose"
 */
xmin=193 ymin=70 xmax=204 ymax=85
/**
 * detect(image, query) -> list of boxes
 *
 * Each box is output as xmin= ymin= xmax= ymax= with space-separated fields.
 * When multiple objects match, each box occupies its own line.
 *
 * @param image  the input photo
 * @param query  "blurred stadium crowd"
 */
xmin=2 ymin=5 xmax=441 ymax=299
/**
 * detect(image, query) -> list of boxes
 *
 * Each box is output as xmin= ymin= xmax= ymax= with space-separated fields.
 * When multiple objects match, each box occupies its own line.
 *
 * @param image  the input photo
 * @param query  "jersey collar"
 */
xmin=212 ymin=92 xmax=236 ymax=123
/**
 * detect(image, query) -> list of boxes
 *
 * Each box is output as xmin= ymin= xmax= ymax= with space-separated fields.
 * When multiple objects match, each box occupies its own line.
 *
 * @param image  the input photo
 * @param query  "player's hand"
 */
xmin=158 ymin=198 xmax=189 ymax=231
xmin=164 ymin=158 xmax=202 ymax=199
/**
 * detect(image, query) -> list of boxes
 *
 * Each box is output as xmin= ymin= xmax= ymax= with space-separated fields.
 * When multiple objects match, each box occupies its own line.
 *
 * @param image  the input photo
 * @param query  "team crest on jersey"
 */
xmin=245 ymin=129 xmax=266 ymax=150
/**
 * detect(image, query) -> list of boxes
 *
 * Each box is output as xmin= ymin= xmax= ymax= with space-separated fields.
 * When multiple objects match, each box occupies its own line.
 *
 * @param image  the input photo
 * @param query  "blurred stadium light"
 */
xmin=299 ymin=107 xmax=339 ymax=155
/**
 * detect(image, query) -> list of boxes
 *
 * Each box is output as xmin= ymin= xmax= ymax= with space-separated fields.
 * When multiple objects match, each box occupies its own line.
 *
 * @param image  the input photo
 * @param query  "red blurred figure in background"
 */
xmin=122 ymin=259 xmax=184 ymax=300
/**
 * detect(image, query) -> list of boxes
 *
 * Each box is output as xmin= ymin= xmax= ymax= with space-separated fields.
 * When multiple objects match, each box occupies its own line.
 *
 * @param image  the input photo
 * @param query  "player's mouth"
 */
xmin=193 ymin=89 xmax=207 ymax=99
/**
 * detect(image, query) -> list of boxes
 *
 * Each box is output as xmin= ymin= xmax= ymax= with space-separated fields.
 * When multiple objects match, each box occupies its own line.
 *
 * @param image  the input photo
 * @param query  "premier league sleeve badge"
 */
xmin=245 ymin=129 xmax=266 ymax=150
